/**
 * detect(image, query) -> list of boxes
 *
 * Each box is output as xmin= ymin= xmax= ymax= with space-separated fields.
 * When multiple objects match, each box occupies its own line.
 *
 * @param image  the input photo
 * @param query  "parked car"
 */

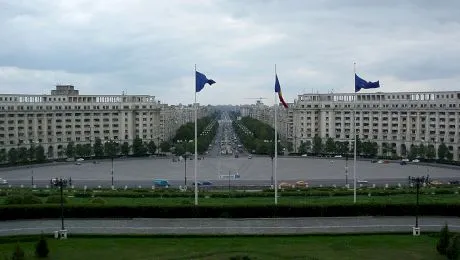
xmin=278 ymin=182 xmax=292 ymax=189
xmin=76 ymin=158 xmax=84 ymax=162
xmin=400 ymin=161 xmax=407 ymax=165
xmin=401 ymin=158 xmax=410 ymax=162
xmin=193 ymin=181 xmax=213 ymax=186
xmin=412 ymin=159 xmax=420 ymax=163
xmin=248 ymin=155 xmax=252 ymax=159
xmin=357 ymin=180 xmax=369 ymax=184
xmin=334 ymin=155 xmax=342 ymax=158
xmin=0 ymin=178 xmax=8 ymax=185
xmin=153 ymin=179 xmax=170 ymax=188
xmin=448 ymin=180 xmax=459 ymax=185
xmin=295 ymin=180 xmax=308 ymax=187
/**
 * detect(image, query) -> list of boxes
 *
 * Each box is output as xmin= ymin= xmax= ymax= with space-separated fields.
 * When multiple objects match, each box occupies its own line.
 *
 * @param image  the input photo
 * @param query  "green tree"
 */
xmin=0 ymin=149 xmax=6 ymax=163
xmin=426 ymin=144 xmax=436 ymax=160
xmin=65 ymin=141 xmax=75 ymax=159
xmin=325 ymin=137 xmax=336 ymax=154
xmin=160 ymin=142 xmax=170 ymax=153
xmin=381 ymin=142 xmax=389 ymax=157
xmin=93 ymin=138 xmax=104 ymax=158
xmin=312 ymin=136 xmax=323 ymax=155
xmin=121 ymin=142 xmax=130 ymax=156
xmin=298 ymin=141 xmax=308 ymax=154
xmin=446 ymin=235 xmax=460 ymax=260
xmin=447 ymin=152 xmax=453 ymax=162
xmin=104 ymin=141 xmax=119 ymax=158
xmin=35 ymin=145 xmax=46 ymax=162
xmin=336 ymin=141 xmax=349 ymax=155
xmin=418 ymin=143 xmax=426 ymax=159
xmin=408 ymin=144 xmax=418 ymax=160
xmin=82 ymin=144 xmax=92 ymax=157
xmin=35 ymin=233 xmax=50 ymax=258
xmin=28 ymin=144 xmax=36 ymax=161
xmin=437 ymin=223 xmax=451 ymax=255
xmin=438 ymin=143 xmax=449 ymax=161
xmin=18 ymin=147 xmax=29 ymax=163
xmin=12 ymin=243 xmax=25 ymax=260
xmin=132 ymin=137 xmax=147 ymax=156
xmin=147 ymin=140 xmax=157 ymax=155
xmin=400 ymin=143 xmax=407 ymax=157
xmin=75 ymin=144 xmax=85 ymax=158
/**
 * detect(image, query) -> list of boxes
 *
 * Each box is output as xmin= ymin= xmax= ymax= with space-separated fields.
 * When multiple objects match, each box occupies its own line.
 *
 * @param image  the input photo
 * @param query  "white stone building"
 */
xmin=0 ymin=85 xmax=209 ymax=159
xmin=242 ymin=91 xmax=460 ymax=161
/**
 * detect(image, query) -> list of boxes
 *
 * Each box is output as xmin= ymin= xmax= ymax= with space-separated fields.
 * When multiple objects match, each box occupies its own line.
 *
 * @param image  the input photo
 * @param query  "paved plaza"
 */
xmin=0 ymin=157 xmax=459 ymax=188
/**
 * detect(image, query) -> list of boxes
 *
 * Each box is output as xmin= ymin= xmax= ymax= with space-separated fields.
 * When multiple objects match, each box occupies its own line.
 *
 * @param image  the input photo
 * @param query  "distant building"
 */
xmin=242 ymin=91 xmax=460 ymax=161
xmin=0 ymin=85 xmax=209 ymax=159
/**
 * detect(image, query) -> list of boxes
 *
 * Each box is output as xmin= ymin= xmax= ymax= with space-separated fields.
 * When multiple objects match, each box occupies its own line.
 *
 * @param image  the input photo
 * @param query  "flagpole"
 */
xmin=274 ymin=64 xmax=278 ymax=205
xmin=353 ymin=62 xmax=357 ymax=204
xmin=194 ymin=64 xmax=198 ymax=206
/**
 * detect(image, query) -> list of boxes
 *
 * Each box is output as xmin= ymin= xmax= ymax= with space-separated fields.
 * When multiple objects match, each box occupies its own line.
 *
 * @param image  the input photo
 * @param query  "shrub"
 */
xmin=46 ymin=195 xmax=67 ymax=204
xmin=4 ymin=194 xmax=42 ymax=205
xmin=90 ymin=198 xmax=107 ymax=205
xmin=22 ymin=194 xmax=42 ymax=205
xmin=446 ymin=235 xmax=460 ymax=260
xmin=11 ymin=243 xmax=25 ymax=260
xmin=35 ymin=233 xmax=50 ymax=258
xmin=4 ymin=195 xmax=23 ymax=205
xmin=437 ymin=223 xmax=451 ymax=255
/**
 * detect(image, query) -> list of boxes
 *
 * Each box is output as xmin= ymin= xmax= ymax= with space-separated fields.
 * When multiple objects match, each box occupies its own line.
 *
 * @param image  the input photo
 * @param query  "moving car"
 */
xmin=248 ymin=155 xmax=252 ymax=159
xmin=153 ymin=179 xmax=170 ymax=188
xmin=357 ymin=180 xmax=369 ymax=184
xmin=192 ymin=181 xmax=213 ymax=186
xmin=0 ymin=178 xmax=8 ymax=185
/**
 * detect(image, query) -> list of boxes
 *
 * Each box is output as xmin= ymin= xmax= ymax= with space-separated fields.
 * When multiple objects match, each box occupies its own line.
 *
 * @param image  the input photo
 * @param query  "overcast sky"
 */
xmin=1 ymin=0 xmax=459 ymax=105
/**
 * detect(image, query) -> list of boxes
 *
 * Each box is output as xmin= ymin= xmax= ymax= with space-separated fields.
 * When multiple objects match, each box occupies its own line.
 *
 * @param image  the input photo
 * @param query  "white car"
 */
xmin=334 ymin=155 xmax=342 ymax=158
xmin=0 ymin=178 xmax=8 ymax=185
xmin=412 ymin=159 xmax=420 ymax=163
xmin=76 ymin=158 xmax=84 ymax=162
xmin=402 ymin=158 xmax=410 ymax=162
xmin=357 ymin=180 xmax=369 ymax=184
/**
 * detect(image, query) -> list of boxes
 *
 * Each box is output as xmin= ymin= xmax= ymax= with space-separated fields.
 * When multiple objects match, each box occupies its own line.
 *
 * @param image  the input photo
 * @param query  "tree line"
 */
xmin=233 ymin=117 xmax=284 ymax=155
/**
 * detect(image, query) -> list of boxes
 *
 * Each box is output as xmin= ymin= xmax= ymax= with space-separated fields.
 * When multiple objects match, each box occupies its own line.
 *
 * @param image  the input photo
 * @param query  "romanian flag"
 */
xmin=275 ymin=74 xmax=288 ymax=108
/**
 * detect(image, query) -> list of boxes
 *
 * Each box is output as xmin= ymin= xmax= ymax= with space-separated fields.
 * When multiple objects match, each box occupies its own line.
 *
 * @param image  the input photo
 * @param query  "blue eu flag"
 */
xmin=355 ymin=74 xmax=380 ymax=92
xmin=196 ymin=71 xmax=216 ymax=92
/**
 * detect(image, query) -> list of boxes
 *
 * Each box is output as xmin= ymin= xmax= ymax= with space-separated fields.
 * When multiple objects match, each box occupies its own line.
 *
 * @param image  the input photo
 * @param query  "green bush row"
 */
xmin=69 ymin=189 xmax=458 ymax=198
xmin=0 ymin=203 xmax=459 ymax=220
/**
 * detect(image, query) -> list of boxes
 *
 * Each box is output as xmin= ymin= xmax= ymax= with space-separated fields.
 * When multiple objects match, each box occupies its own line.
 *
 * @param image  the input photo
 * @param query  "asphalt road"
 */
xmin=0 ymin=217 xmax=459 ymax=236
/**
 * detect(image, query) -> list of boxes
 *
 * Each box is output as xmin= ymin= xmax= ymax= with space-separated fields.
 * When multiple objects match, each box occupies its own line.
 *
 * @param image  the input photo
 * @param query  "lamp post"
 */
xmin=178 ymin=140 xmax=190 ymax=186
xmin=345 ymin=154 xmax=349 ymax=186
xmin=409 ymin=176 xmax=426 ymax=236
xmin=51 ymin=177 xmax=69 ymax=238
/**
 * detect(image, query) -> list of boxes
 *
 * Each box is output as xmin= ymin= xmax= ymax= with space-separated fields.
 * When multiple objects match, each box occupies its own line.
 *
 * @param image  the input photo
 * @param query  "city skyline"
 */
xmin=1 ymin=0 xmax=459 ymax=105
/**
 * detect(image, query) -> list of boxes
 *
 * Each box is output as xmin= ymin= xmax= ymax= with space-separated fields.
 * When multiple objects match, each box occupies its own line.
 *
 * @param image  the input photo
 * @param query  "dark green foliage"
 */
xmin=447 ymin=235 xmax=460 ymax=260
xmin=90 ymin=198 xmax=107 ymax=204
xmin=93 ymin=138 xmax=104 ymax=158
xmin=132 ymin=137 xmax=147 ymax=156
xmin=437 ymin=223 xmax=451 ymax=255
xmin=229 ymin=256 xmax=252 ymax=260
xmin=11 ymin=243 xmax=24 ymax=260
xmin=0 ymin=203 xmax=459 ymax=220
xmin=65 ymin=141 xmax=75 ymax=159
xmin=35 ymin=233 xmax=50 ymax=258
xmin=121 ymin=142 xmax=130 ymax=156
xmin=5 ymin=194 xmax=42 ymax=205
xmin=46 ymin=195 xmax=67 ymax=204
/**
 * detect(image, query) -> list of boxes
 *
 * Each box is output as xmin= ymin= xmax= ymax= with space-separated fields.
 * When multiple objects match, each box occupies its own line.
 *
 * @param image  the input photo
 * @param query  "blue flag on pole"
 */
xmin=355 ymin=74 xmax=380 ymax=92
xmin=196 ymin=71 xmax=216 ymax=92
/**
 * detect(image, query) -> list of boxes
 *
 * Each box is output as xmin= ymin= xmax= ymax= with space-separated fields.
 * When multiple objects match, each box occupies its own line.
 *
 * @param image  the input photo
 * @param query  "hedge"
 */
xmin=0 ymin=203 xmax=459 ymax=220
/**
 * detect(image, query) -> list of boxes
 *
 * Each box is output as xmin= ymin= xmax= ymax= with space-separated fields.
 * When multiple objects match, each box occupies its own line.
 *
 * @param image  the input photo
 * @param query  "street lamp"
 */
xmin=178 ymin=140 xmax=191 ymax=186
xmin=409 ymin=176 xmax=427 ymax=236
xmin=50 ymin=177 xmax=69 ymax=239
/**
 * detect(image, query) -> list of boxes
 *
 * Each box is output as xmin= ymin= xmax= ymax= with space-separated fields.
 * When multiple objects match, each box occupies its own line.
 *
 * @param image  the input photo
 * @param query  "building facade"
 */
xmin=0 ymin=85 xmax=208 ymax=159
xmin=242 ymin=91 xmax=460 ymax=161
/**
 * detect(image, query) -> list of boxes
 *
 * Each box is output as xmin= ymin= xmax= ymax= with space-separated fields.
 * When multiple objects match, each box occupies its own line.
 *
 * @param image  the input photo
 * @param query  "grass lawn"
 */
xmin=1 ymin=193 xmax=460 ymax=206
xmin=67 ymin=193 xmax=460 ymax=206
xmin=0 ymin=234 xmax=443 ymax=260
